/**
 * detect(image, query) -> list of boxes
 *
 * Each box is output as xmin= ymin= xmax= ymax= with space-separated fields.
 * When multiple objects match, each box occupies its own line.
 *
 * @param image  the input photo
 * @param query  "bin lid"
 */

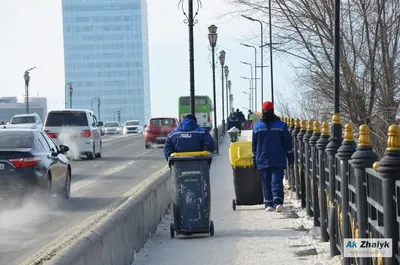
xmin=170 ymin=151 xmax=211 ymax=157
xmin=169 ymin=151 xmax=213 ymax=162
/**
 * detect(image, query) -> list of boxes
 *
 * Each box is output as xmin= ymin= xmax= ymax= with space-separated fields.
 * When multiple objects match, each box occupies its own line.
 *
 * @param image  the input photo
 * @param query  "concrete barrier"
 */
xmin=45 ymin=168 xmax=172 ymax=265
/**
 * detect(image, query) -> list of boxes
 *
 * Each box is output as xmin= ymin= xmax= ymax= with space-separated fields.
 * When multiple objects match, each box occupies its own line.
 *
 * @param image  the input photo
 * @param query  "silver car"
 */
xmin=123 ymin=120 xmax=142 ymax=134
xmin=104 ymin=121 xmax=121 ymax=135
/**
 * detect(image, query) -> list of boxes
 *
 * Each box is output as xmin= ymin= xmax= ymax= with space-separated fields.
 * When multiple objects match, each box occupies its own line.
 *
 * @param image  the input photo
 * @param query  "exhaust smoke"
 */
xmin=57 ymin=127 xmax=83 ymax=160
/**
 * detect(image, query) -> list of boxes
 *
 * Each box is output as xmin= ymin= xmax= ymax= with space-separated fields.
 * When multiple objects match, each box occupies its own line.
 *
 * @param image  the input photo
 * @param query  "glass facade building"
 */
xmin=62 ymin=0 xmax=150 ymax=125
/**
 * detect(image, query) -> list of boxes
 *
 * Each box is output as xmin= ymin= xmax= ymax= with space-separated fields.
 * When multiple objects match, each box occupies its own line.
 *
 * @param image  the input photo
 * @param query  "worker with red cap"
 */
xmin=252 ymin=101 xmax=294 ymax=212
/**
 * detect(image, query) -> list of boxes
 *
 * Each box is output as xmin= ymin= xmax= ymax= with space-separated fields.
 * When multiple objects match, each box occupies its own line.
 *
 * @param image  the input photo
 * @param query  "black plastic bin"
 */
xmin=168 ymin=151 xmax=214 ymax=238
xmin=232 ymin=167 xmax=263 ymax=210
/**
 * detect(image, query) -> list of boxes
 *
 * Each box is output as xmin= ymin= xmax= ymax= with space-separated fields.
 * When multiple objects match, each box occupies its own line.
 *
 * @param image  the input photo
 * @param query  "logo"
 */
xmin=344 ymin=238 xmax=392 ymax=258
xmin=180 ymin=134 xmax=192 ymax=138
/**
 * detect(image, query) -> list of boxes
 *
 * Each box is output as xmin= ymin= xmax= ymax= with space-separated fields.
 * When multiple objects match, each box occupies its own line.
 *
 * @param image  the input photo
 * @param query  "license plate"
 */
xmin=157 ymin=137 xmax=166 ymax=140
xmin=0 ymin=163 xmax=4 ymax=170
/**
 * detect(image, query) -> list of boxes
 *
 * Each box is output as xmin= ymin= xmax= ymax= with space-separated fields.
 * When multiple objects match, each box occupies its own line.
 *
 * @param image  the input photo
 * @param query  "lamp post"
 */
xmin=208 ymin=24 xmax=219 ymax=154
xmin=179 ymin=0 xmax=202 ymax=116
xmin=224 ymin=65 xmax=229 ymax=118
xmin=91 ymin=96 xmax=98 ymax=111
xmin=23 ymin=66 xmax=36 ymax=114
xmin=241 ymin=76 xmax=253 ymax=110
xmin=242 ymin=15 xmax=264 ymax=105
xmin=219 ymin=50 xmax=226 ymax=135
xmin=97 ymin=97 xmax=101 ymax=120
xmin=227 ymin=80 xmax=232 ymax=113
xmin=242 ymin=91 xmax=251 ymax=110
xmin=241 ymin=61 xmax=253 ymax=110
xmin=325 ymin=0 xmax=342 ymax=258
xmin=240 ymin=43 xmax=257 ymax=111
xmin=68 ymin=84 xmax=73 ymax=109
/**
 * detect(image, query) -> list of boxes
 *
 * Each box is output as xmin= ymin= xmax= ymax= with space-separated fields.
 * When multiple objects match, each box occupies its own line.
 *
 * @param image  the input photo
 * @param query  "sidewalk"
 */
xmin=132 ymin=138 xmax=341 ymax=265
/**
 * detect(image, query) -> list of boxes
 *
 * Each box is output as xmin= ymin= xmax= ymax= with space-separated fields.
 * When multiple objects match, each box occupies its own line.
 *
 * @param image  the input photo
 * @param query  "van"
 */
xmin=43 ymin=109 xmax=102 ymax=159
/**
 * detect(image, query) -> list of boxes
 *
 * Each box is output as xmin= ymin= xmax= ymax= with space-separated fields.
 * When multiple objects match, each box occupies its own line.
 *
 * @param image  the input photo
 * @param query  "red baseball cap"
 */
xmin=262 ymin=101 xmax=274 ymax=111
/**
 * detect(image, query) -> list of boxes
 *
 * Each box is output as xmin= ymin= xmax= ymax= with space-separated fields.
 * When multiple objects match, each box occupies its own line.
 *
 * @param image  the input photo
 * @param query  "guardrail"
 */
xmin=280 ymin=115 xmax=400 ymax=265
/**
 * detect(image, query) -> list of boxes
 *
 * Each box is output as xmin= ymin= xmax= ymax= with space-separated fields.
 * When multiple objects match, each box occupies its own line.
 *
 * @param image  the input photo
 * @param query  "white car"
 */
xmin=43 ymin=109 xmax=102 ymax=159
xmin=123 ymin=120 xmax=142 ymax=134
xmin=104 ymin=121 xmax=121 ymax=135
xmin=5 ymin=113 xmax=43 ymax=130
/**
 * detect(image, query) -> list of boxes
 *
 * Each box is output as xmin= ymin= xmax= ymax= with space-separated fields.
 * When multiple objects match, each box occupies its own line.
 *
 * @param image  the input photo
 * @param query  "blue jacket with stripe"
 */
xmin=252 ymin=117 xmax=294 ymax=169
xmin=163 ymin=118 xmax=215 ymax=160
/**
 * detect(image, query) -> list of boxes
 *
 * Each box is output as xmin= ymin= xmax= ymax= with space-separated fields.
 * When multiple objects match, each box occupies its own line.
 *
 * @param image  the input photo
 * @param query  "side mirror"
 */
xmin=59 ymin=145 xmax=70 ymax=154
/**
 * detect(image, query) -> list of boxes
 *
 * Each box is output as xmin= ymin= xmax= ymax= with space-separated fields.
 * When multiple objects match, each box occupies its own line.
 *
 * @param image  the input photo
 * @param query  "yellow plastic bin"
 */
xmin=229 ymin=142 xmax=263 ymax=211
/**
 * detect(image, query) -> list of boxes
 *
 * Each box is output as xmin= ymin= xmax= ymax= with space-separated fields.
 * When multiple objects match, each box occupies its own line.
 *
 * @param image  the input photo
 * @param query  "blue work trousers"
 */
xmin=259 ymin=168 xmax=284 ymax=208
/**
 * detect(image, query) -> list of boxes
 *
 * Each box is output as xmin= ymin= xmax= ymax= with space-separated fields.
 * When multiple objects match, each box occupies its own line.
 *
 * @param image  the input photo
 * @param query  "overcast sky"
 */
xmin=0 ymin=0 xmax=296 ymax=122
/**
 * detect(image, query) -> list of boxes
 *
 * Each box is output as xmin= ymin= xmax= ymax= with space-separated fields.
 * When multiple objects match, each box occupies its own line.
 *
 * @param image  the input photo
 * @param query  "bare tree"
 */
xmin=226 ymin=0 xmax=400 ymax=156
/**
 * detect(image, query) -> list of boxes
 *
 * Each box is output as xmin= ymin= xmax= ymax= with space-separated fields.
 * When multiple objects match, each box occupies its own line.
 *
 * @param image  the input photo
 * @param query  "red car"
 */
xmin=145 ymin=117 xmax=179 ymax=148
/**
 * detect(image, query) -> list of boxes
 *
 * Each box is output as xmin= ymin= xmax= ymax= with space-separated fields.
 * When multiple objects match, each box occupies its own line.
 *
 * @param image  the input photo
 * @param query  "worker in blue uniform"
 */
xmin=164 ymin=114 xmax=215 ymax=160
xmin=252 ymin=101 xmax=294 ymax=212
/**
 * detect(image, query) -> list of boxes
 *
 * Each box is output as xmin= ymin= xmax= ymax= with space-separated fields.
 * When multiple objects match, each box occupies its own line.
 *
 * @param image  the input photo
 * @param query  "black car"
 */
xmin=0 ymin=129 xmax=72 ymax=199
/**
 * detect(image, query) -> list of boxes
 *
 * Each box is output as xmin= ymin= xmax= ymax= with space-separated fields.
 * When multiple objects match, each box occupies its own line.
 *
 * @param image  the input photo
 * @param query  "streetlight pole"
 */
xmin=268 ymin=0 xmax=274 ymax=104
xmin=241 ymin=76 xmax=253 ymax=109
xmin=219 ymin=50 xmax=226 ymax=135
xmin=23 ymin=66 xmax=36 ymax=114
xmin=242 ymin=91 xmax=251 ymax=110
xmin=224 ymin=65 xmax=229 ymax=118
xmin=208 ymin=24 xmax=219 ymax=154
xmin=179 ymin=0 xmax=202 ymax=116
xmin=91 ymin=96 xmax=99 ymax=111
xmin=240 ymin=43 xmax=257 ymax=111
xmin=97 ymin=97 xmax=101 ymax=120
xmin=228 ymin=80 xmax=232 ymax=113
xmin=242 ymin=15 xmax=264 ymax=105
xmin=241 ymin=61 xmax=253 ymax=110
xmin=69 ymin=83 xmax=73 ymax=109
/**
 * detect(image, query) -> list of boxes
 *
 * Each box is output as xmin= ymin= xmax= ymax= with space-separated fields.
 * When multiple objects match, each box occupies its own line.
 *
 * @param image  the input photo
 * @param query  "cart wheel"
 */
xmin=170 ymin=223 xmax=175 ymax=238
xmin=209 ymin=221 xmax=214 ymax=236
xmin=232 ymin=199 xmax=236 ymax=211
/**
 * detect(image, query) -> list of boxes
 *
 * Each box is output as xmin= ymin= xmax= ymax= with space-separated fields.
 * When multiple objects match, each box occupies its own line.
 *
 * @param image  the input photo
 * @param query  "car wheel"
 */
xmin=145 ymin=141 xmax=151 ymax=149
xmin=87 ymin=144 xmax=95 ymax=160
xmin=60 ymin=168 xmax=71 ymax=199
xmin=95 ymin=141 xmax=102 ymax=158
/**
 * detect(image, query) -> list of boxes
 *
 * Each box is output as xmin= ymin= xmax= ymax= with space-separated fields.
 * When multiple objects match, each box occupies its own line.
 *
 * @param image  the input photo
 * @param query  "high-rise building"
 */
xmin=61 ymin=0 xmax=150 ymax=125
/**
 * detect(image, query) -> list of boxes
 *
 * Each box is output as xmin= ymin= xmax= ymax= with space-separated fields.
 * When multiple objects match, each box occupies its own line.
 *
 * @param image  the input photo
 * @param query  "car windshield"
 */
xmin=125 ymin=121 xmax=139 ymax=126
xmin=150 ymin=118 xmax=175 ymax=126
xmin=105 ymin=122 xmax=119 ymax=127
xmin=0 ymin=131 xmax=34 ymax=148
xmin=45 ymin=112 xmax=88 ymax=126
xmin=11 ymin=116 xmax=36 ymax=124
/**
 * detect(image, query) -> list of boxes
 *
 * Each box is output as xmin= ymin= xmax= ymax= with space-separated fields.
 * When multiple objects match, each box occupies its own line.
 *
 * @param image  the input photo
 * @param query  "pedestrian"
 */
xmin=163 ymin=114 xmax=215 ymax=160
xmin=247 ymin=110 xmax=254 ymax=129
xmin=227 ymin=112 xmax=241 ymax=131
xmin=252 ymin=101 xmax=294 ymax=212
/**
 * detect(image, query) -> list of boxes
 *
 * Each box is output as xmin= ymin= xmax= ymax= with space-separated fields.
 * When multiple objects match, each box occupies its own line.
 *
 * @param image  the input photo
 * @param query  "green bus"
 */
xmin=178 ymin=95 xmax=213 ymax=131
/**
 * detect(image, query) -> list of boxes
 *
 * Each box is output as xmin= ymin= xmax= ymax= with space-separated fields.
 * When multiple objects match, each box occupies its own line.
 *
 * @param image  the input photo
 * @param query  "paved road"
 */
xmin=0 ymin=134 xmax=168 ymax=265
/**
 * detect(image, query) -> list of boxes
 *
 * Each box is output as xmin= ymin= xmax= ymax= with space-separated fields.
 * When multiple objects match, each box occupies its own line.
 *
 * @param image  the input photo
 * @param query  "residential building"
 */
xmin=0 ymin=97 xmax=47 ymax=122
xmin=61 ymin=0 xmax=150 ymax=124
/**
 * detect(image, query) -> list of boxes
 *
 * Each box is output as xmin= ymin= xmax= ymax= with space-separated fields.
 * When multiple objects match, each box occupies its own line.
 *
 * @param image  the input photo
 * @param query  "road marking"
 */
xmin=70 ymin=149 xmax=155 ymax=193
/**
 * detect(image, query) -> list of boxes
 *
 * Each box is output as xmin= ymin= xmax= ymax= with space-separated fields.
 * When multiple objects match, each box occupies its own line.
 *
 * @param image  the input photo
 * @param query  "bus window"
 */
xmin=180 ymin=97 xmax=207 ymax=105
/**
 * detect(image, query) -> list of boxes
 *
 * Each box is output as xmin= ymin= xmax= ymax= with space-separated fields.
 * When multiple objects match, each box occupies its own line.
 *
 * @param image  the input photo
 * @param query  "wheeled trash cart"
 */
xmin=229 ymin=141 xmax=263 ymax=211
xmin=168 ymin=151 xmax=214 ymax=238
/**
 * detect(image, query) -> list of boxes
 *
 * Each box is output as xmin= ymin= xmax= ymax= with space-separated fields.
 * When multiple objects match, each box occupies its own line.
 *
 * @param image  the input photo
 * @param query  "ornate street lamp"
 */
xmin=219 ymin=50 xmax=226 ymax=134
xmin=23 ymin=66 xmax=36 ymax=113
xmin=208 ymin=24 xmax=219 ymax=154
xmin=224 ymin=65 xmax=229 ymax=117
xmin=179 ymin=0 xmax=202 ymax=115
